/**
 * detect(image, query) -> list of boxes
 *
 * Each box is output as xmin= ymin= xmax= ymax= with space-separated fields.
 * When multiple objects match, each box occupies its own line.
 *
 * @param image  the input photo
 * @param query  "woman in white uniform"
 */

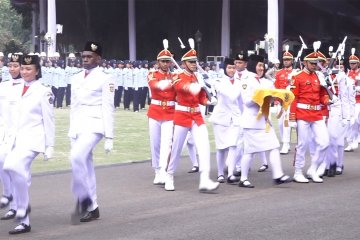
xmin=0 ymin=54 xmax=24 ymax=220
xmin=239 ymin=54 xmax=291 ymax=188
xmin=209 ymin=58 xmax=243 ymax=183
xmin=3 ymin=54 xmax=55 ymax=234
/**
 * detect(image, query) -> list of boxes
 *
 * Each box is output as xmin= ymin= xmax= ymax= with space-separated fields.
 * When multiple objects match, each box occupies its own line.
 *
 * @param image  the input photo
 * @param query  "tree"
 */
xmin=0 ymin=0 xmax=30 ymax=54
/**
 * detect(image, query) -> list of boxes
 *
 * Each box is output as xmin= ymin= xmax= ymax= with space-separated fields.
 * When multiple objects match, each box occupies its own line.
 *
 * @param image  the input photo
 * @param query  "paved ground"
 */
xmin=0 ymin=146 xmax=359 ymax=240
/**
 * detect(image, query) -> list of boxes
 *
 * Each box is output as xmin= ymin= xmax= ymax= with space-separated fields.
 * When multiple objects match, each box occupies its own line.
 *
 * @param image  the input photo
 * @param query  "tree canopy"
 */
xmin=0 ymin=0 xmax=30 ymax=54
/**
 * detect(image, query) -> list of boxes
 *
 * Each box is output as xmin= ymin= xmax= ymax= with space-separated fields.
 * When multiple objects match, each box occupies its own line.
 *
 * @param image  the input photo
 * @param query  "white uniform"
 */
xmin=69 ymin=66 xmax=115 ymax=211
xmin=209 ymin=75 xmax=243 ymax=178
xmin=3 ymin=80 xmax=54 ymax=226
xmin=239 ymin=71 xmax=286 ymax=184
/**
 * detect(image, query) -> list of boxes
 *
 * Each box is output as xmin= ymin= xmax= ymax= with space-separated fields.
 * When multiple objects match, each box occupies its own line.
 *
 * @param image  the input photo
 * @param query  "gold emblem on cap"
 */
xmin=238 ymin=54 xmax=243 ymax=59
xmin=11 ymin=55 xmax=19 ymax=61
xmin=91 ymin=43 xmax=98 ymax=51
xmin=24 ymin=57 xmax=32 ymax=64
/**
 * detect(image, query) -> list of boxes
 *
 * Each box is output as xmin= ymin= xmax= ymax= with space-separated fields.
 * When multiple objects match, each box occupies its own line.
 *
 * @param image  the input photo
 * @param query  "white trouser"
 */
xmin=70 ymin=133 xmax=102 ymax=211
xmin=278 ymin=108 xmax=291 ymax=144
xmin=184 ymin=133 xmax=198 ymax=167
xmin=240 ymin=149 xmax=284 ymax=181
xmin=346 ymin=103 xmax=360 ymax=143
xmin=327 ymin=114 xmax=348 ymax=166
xmin=148 ymin=118 xmax=174 ymax=171
xmin=0 ymin=146 xmax=17 ymax=210
xmin=167 ymin=123 xmax=210 ymax=175
xmin=3 ymin=148 xmax=38 ymax=225
xmin=294 ymin=119 xmax=329 ymax=169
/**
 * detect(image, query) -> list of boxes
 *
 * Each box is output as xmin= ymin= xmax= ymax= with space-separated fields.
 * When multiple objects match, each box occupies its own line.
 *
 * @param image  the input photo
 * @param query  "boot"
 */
xmin=280 ymin=142 xmax=290 ymax=155
xmin=164 ymin=173 xmax=175 ymax=191
xmin=199 ymin=172 xmax=220 ymax=192
xmin=293 ymin=168 xmax=309 ymax=183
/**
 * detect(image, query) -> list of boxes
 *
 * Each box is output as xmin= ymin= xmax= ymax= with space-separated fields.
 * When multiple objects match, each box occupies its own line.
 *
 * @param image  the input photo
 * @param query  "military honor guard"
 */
xmin=344 ymin=49 xmax=360 ymax=152
xmin=147 ymin=40 xmax=176 ymax=185
xmin=274 ymin=46 xmax=295 ymax=154
xmin=208 ymin=58 xmax=243 ymax=184
xmin=164 ymin=38 xmax=219 ymax=192
xmin=238 ymin=54 xmax=291 ymax=188
xmin=0 ymin=53 xmax=23 ymax=221
xmin=69 ymin=41 xmax=115 ymax=224
xmin=289 ymin=47 xmax=333 ymax=183
xmin=2 ymin=54 xmax=55 ymax=234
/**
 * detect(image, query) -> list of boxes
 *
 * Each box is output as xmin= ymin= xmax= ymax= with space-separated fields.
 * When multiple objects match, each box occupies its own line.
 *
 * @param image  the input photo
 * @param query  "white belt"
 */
xmin=151 ymin=99 xmax=175 ymax=107
xmin=297 ymin=103 xmax=322 ymax=110
xmin=175 ymin=105 xmax=200 ymax=113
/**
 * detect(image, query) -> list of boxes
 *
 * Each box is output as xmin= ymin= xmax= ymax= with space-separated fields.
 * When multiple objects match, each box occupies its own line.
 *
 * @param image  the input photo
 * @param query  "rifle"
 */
xmin=292 ymin=35 xmax=307 ymax=69
xmin=177 ymin=37 xmax=215 ymax=100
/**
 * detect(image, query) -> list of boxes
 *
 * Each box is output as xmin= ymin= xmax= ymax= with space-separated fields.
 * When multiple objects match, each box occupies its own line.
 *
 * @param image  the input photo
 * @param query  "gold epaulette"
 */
xmin=172 ymin=74 xmax=181 ymax=85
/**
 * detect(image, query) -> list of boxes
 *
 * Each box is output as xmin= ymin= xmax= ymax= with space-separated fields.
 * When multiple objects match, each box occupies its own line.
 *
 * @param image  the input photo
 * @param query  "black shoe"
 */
xmin=258 ymin=164 xmax=268 ymax=172
xmin=217 ymin=175 xmax=225 ymax=183
xmin=9 ymin=223 xmax=31 ymax=234
xmin=15 ymin=206 xmax=31 ymax=221
xmin=239 ymin=180 xmax=254 ymax=188
xmin=274 ymin=175 xmax=292 ymax=185
xmin=188 ymin=166 xmax=199 ymax=173
xmin=80 ymin=207 xmax=100 ymax=222
xmin=226 ymin=175 xmax=240 ymax=184
xmin=335 ymin=166 xmax=344 ymax=175
xmin=233 ymin=170 xmax=241 ymax=177
xmin=1 ymin=209 xmax=16 ymax=220
xmin=327 ymin=164 xmax=336 ymax=177
xmin=71 ymin=198 xmax=92 ymax=225
xmin=0 ymin=195 xmax=13 ymax=209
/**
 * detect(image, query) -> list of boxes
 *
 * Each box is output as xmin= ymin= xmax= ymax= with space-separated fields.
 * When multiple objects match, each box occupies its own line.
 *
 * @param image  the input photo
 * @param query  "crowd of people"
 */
xmin=0 ymin=37 xmax=359 ymax=235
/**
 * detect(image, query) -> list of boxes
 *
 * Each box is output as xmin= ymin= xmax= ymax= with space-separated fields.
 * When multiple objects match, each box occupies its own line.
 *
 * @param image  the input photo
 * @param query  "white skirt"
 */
xmin=213 ymin=124 xmax=242 ymax=150
xmin=243 ymin=127 xmax=280 ymax=154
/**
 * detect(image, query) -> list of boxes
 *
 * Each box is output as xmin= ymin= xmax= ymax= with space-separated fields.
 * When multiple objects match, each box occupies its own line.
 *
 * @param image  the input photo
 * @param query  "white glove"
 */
xmin=356 ymin=86 xmax=360 ymax=92
xmin=124 ymin=87 xmax=128 ymax=90
xmin=341 ymin=119 xmax=350 ymax=127
xmin=157 ymin=79 xmax=171 ymax=90
xmin=350 ymin=117 xmax=356 ymax=125
xmin=188 ymin=83 xmax=201 ymax=95
xmin=134 ymin=87 xmax=138 ymax=91
xmin=329 ymin=95 xmax=339 ymax=104
xmin=44 ymin=146 xmax=54 ymax=161
xmin=206 ymin=96 xmax=218 ymax=105
xmin=104 ymin=138 xmax=113 ymax=153
xmin=289 ymin=121 xmax=297 ymax=128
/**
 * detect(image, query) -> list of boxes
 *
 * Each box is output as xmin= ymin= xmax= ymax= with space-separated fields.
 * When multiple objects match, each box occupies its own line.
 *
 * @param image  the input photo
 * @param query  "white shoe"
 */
xmin=293 ymin=173 xmax=309 ymax=183
xmin=199 ymin=179 xmax=220 ymax=192
xmin=344 ymin=145 xmax=353 ymax=152
xmin=306 ymin=169 xmax=323 ymax=183
xmin=164 ymin=174 xmax=175 ymax=191
xmin=153 ymin=172 xmax=165 ymax=185
xmin=280 ymin=143 xmax=290 ymax=155
xmin=351 ymin=141 xmax=358 ymax=150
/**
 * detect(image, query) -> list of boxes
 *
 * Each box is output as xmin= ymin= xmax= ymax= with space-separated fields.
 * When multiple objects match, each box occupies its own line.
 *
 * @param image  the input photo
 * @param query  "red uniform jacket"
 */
xmin=172 ymin=70 xmax=208 ymax=128
xmin=289 ymin=68 xmax=330 ymax=122
xmin=274 ymin=68 xmax=292 ymax=89
xmin=147 ymin=70 xmax=176 ymax=121
xmin=347 ymin=69 xmax=360 ymax=103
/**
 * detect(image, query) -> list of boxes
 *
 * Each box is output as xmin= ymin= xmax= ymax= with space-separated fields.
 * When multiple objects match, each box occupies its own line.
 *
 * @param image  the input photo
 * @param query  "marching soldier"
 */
xmin=289 ymin=48 xmax=332 ymax=183
xmin=147 ymin=41 xmax=176 ymax=185
xmin=3 ymin=54 xmax=55 ymax=234
xmin=164 ymin=39 xmax=219 ymax=192
xmin=274 ymin=46 xmax=295 ymax=154
xmin=344 ymin=49 xmax=360 ymax=152
xmin=69 ymin=41 xmax=115 ymax=224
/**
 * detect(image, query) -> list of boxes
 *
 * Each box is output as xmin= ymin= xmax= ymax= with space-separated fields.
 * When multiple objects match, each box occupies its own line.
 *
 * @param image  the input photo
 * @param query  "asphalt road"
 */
xmin=0 ymin=147 xmax=359 ymax=240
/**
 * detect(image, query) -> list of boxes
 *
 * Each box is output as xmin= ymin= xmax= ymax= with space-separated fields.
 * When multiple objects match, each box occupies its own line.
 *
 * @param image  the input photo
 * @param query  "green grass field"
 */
xmin=31 ymin=107 xmax=288 ymax=174
xmin=31 ymin=107 xmax=218 ymax=174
